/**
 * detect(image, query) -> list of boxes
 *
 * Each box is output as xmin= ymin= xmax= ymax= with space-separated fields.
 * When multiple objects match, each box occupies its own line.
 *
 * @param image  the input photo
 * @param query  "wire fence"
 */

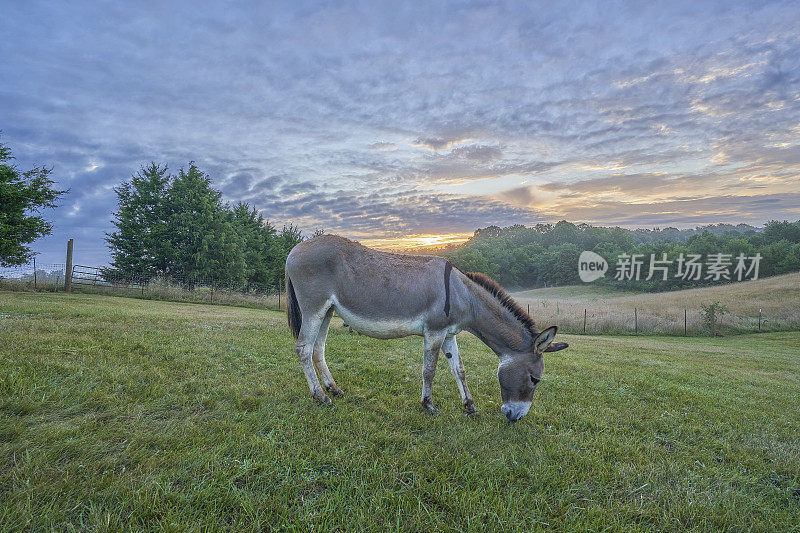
xmin=0 ymin=261 xmax=285 ymax=311
xmin=0 ymin=263 xmax=66 ymax=291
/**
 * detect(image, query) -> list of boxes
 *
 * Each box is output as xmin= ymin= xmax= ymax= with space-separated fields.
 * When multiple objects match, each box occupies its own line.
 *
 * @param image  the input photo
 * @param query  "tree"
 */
xmin=761 ymin=220 xmax=800 ymax=244
xmin=231 ymin=201 xmax=277 ymax=287
xmin=164 ymin=163 xmax=247 ymax=287
xmin=0 ymin=138 xmax=67 ymax=266
xmin=106 ymin=163 xmax=171 ymax=280
xmin=701 ymin=301 xmax=728 ymax=336
xmin=271 ymin=224 xmax=304 ymax=286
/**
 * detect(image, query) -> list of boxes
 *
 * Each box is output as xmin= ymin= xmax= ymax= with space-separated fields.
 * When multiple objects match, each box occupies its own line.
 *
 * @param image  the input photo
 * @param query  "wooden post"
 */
xmin=527 ymin=303 xmax=530 ymax=315
xmin=64 ymin=239 xmax=74 ymax=292
xmin=33 ymin=255 xmax=37 ymax=291
xmin=759 ymin=308 xmax=762 ymax=333
xmin=684 ymin=309 xmax=687 ymax=336
xmin=278 ymin=288 xmax=281 ymax=310
xmin=583 ymin=308 xmax=587 ymax=334
xmin=635 ymin=308 xmax=638 ymax=334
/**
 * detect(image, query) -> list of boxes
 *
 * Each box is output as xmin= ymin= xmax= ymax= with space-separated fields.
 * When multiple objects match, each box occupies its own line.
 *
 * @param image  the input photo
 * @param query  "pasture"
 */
xmin=512 ymin=272 xmax=800 ymax=335
xmin=1 ymin=291 xmax=799 ymax=530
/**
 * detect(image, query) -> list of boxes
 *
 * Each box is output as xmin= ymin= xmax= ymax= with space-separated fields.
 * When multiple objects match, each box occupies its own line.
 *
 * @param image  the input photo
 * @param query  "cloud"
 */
xmin=368 ymin=141 xmax=397 ymax=151
xmin=278 ymin=180 xmax=318 ymax=196
xmin=247 ymin=185 xmax=543 ymax=237
xmin=496 ymin=185 xmax=536 ymax=207
xmin=449 ymin=144 xmax=502 ymax=161
xmin=412 ymin=137 xmax=460 ymax=151
xmin=544 ymin=193 xmax=800 ymax=228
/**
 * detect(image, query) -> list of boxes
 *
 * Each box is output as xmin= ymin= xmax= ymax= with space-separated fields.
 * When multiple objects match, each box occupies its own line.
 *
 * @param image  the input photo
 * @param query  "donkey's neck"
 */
xmin=463 ymin=286 xmax=532 ymax=356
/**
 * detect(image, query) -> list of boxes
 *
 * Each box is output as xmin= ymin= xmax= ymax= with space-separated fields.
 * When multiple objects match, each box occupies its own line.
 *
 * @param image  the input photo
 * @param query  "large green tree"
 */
xmin=230 ymin=201 xmax=277 ymax=287
xmin=165 ymin=163 xmax=247 ymax=287
xmin=107 ymin=161 xmax=303 ymax=289
xmin=0 ymin=138 xmax=67 ymax=266
xmin=106 ymin=163 xmax=171 ymax=280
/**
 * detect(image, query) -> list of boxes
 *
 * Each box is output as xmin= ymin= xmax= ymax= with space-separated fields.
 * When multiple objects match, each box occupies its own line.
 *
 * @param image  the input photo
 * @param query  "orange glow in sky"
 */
xmin=359 ymin=232 xmax=473 ymax=252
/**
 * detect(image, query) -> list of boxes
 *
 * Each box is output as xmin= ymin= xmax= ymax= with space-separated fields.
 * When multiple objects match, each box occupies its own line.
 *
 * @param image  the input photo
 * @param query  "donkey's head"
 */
xmin=498 ymin=326 xmax=567 ymax=422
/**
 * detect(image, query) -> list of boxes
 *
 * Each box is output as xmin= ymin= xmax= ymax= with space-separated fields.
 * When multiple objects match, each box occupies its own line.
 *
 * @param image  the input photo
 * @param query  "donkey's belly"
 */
xmin=333 ymin=303 xmax=424 ymax=339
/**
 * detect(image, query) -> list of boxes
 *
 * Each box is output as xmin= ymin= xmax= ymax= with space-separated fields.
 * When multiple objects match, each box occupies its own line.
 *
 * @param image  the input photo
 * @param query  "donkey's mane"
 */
xmin=464 ymin=272 xmax=537 ymax=334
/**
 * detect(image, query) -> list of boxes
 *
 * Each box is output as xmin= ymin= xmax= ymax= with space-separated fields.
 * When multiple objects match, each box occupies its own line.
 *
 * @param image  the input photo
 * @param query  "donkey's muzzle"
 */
xmin=501 ymin=401 xmax=531 ymax=423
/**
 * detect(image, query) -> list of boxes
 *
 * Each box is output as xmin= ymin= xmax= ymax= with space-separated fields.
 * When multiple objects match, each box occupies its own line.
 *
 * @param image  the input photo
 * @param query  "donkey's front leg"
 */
xmin=420 ymin=333 xmax=444 ymax=414
xmin=443 ymin=335 xmax=478 ymax=416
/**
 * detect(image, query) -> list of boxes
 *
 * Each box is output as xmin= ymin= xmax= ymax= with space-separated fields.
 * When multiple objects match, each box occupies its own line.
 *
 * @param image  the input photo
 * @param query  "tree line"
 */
xmin=443 ymin=220 xmax=800 ymax=290
xmin=106 ymin=162 xmax=305 ymax=290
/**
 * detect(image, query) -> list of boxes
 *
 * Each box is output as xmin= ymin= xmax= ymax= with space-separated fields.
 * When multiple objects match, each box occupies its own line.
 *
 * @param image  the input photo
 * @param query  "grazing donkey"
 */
xmin=285 ymin=235 xmax=568 ymax=422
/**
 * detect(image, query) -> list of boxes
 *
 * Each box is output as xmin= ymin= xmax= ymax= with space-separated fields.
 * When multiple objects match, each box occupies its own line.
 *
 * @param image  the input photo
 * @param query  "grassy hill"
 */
xmin=511 ymin=272 xmax=800 ymax=335
xmin=1 ymin=291 xmax=799 ymax=530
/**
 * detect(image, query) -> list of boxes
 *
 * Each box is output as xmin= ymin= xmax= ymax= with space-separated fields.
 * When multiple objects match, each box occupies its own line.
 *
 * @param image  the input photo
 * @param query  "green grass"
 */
xmin=1 ymin=291 xmax=799 ymax=531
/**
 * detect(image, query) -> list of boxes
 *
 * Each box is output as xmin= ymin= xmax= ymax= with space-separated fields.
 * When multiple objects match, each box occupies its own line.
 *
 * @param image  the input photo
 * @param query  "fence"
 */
xmin=518 ymin=300 xmax=794 ymax=337
xmin=0 ymin=263 xmax=66 ymax=292
xmin=0 ymin=261 xmax=285 ymax=311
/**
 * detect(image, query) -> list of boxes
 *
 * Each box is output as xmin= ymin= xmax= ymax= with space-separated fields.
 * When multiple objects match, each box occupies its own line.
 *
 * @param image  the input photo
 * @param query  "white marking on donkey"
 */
xmin=285 ymin=235 xmax=568 ymax=422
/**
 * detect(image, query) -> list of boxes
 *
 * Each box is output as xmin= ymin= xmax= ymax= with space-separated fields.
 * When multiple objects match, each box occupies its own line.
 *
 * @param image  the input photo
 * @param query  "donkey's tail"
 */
xmin=286 ymin=276 xmax=302 ymax=339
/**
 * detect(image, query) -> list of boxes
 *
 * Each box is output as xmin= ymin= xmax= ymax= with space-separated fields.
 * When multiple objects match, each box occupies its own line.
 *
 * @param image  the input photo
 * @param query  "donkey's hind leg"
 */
xmin=313 ymin=307 xmax=343 ymax=397
xmin=296 ymin=314 xmax=331 ymax=405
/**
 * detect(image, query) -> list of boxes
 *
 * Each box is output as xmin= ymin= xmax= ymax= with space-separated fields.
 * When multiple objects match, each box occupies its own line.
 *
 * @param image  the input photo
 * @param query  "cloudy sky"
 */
xmin=3 ymin=1 xmax=800 ymax=265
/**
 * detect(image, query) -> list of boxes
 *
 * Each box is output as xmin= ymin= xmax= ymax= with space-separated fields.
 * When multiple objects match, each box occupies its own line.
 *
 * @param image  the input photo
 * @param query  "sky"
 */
xmin=2 ymin=0 xmax=800 ymax=266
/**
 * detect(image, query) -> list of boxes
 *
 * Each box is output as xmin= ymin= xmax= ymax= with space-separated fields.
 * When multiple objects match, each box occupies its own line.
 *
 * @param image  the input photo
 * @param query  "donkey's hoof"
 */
xmin=326 ymin=384 xmax=344 ymax=397
xmin=464 ymin=404 xmax=479 ymax=418
xmin=421 ymin=397 xmax=439 ymax=414
xmin=312 ymin=391 xmax=333 ymax=406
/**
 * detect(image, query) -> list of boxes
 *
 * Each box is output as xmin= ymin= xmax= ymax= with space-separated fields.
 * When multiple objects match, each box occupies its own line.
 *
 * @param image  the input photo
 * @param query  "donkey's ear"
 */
xmin=534 ymin=326 xmax=558 ymax=353
xmin=544 ymin=342 xmax=569 ymax=352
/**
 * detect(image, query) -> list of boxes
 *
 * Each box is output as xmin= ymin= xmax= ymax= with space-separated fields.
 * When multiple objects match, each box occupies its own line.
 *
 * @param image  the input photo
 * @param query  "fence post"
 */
xmin=583 ymin=309 xmax=587 ymax=334
xmin=758 ymin=308 xmax=762 ymax=332
xmin=684 ymin=309 xmax=687 ymax=336
xmin=33 ymin=255 xmax=37 ymax=291
xmin=527 ymin=303 xmax=530 ymax=315
xmin=278 ymin=288 xmax=281 ymax=310
xmin=64 ymin=238 xmax=73 ymax=292
xmin=634 ymin=307 xmax=638 ymax=334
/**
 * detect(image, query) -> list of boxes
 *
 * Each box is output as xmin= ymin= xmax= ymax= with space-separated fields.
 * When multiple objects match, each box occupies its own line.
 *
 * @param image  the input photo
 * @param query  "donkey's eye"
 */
xmin=530 ymin=375 xmax=540 ymax=385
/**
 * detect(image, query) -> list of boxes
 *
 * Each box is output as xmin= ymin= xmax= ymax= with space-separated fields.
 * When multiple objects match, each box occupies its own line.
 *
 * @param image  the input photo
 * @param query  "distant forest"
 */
xmin=442 ymin=220 xmax=800 ymax=290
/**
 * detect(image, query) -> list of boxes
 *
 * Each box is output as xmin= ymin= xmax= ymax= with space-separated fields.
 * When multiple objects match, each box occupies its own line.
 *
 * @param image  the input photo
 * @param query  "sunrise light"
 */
xmin=359 ymin=232 xmax=473 ymax=252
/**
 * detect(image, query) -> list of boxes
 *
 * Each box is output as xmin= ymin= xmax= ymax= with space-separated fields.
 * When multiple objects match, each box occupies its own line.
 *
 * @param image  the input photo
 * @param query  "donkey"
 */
xmin=285 ymin=235 xmax=568 ymax=422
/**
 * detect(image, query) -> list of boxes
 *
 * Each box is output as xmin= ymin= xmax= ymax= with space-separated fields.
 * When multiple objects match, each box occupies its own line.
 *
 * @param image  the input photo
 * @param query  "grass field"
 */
xmin=512 ymin=272 xmax=800 ymax=336
xmin=1 ymin=291 xmax=799 ymax=530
